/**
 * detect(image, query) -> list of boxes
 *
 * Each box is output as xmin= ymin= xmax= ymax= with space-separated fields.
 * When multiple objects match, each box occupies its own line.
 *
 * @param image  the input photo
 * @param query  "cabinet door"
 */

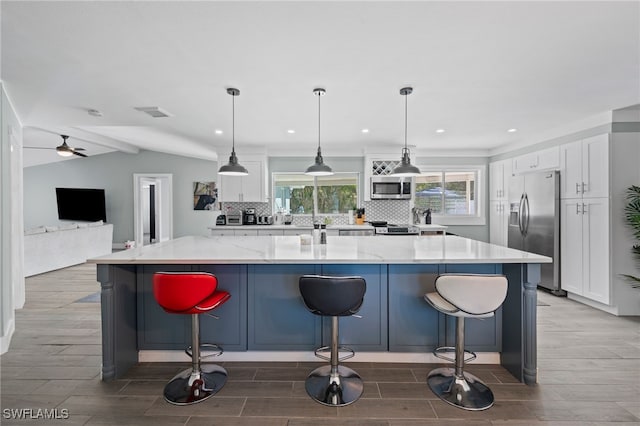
xmin=235 ymin=229 xmax=258 ymax=236
xmin=489 ymin=201 xmax=507 ymax=246
xmin=283 ymin=228 xmax=311 ymax=236
xmin=247 ymin=264 xmax=321 ymax=350
xmin=582 ymin=198 xmax=610 ymax=304
xmin=218 ymin=159 xmax=266 ymax=202
xmin=513 ymin=152 xmax=538 ymax=174
xmin=218 ymin=174 xmax=244 ymax=202
xmin=240 ymin=160 xmax=266 ymax=202
xmin=536 ymin=147 xmax=559 ymax=171
xmin=257 ymin=229 xmax=284 ymax=236
xmin=320 ymin=264 xmax=387 ymax=351
xmin=559 ymin=141 xmax=583 ymax=199
xmin=388 ymin=264 xmax=441 ymax=352
xmin=582 ymin=134 xmax=609 ymax=199
xmin=210 ymin=229 xmax=236 ymax=237
xmin=560 ymin=199 xmax=584 ymax=295
xmin=489 ymin=161 xmax=509 ymax=200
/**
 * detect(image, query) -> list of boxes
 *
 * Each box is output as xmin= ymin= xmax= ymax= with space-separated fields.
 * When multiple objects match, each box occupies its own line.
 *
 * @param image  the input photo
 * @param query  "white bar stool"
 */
xmin=424 ymin=274 xmax=508 ymax=411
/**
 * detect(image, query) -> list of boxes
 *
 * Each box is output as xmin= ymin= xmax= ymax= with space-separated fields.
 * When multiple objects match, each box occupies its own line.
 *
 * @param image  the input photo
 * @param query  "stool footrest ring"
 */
xmin=185 ymin=343 xmax=224 ymax=360
xmin=433 ymin=346 xmax=477 ymax=364
xmin=314 ymin=345 xmax=355 ymax=362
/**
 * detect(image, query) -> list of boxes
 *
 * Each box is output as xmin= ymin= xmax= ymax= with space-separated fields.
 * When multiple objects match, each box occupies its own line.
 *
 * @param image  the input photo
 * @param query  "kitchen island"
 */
xmin=91 ymin=234 xmax=549 ymax=385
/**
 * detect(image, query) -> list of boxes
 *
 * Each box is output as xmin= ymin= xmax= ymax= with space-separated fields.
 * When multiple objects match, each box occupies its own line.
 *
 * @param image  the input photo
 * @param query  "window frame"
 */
xmin=412 ymin=165 xmax=486 ymax=226
xmin=271 ymin=171 xmax=361 ymax=217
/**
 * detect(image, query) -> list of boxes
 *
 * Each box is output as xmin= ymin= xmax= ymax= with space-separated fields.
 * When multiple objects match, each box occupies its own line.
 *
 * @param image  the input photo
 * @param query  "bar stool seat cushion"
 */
xmin=299 ymin=275 xmax=366 ymax=316
xmin=154 ymin=272 xmax=229 ymax=314
xmin=427 ymin=274 xmax=507 ymax=317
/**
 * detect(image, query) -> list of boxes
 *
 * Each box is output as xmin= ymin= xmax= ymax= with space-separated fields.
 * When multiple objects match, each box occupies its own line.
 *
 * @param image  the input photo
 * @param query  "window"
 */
xmin=273 ymin=173 xmax=359 ymax=215
xmin=414 ymin=167 xmax=485 ymax=225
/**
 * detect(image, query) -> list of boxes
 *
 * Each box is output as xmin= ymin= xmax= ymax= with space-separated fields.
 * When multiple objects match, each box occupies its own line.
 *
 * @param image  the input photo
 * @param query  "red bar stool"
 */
xmin=153 ymin=272 xmax=230 ymax=405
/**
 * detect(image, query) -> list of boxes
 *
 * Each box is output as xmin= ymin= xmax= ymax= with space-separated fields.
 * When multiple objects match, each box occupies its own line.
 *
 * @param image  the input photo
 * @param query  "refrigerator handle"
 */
xmin=524 ymin=193 xmax=530 ymax=235
xmin=518 ymin=194 xmax=525 ymax=234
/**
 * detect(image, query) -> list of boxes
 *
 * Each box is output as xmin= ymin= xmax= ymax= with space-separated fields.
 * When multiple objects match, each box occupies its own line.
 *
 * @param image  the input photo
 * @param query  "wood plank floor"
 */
xmin=1 ymin=263 xmax=639 ymax=425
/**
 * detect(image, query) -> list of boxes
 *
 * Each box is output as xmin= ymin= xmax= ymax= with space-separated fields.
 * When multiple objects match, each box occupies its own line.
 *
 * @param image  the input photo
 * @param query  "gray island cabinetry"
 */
xmin=92 ymin=235 xmax=549 ymax=385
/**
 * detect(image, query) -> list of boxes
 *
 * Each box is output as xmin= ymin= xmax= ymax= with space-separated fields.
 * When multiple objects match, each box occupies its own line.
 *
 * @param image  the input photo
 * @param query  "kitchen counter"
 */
xmin=92 ymin=235 xmax=547 ymax=386
xmin=93 ymin=234 xmax=548 ymax=265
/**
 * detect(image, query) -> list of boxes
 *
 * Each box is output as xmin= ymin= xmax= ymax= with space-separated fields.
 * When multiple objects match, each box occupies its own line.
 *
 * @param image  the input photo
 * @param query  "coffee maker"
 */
xmin=243 ymin=208 xmax=257 ymax=225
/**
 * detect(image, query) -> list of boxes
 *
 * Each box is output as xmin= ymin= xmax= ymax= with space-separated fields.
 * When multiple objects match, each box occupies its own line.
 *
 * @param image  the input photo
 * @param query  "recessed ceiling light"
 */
xmin=287 ymin=129 xmax=295 ymax=134
xmin=435 ymin=129 xmax=445 ymax=133
xmin=361 ymin=128 xmax=369 ymax=134
xmin=215 ymin=129 xmax=223 ymax=135
xmin=507 ymin=128 xmax=518 ymax=133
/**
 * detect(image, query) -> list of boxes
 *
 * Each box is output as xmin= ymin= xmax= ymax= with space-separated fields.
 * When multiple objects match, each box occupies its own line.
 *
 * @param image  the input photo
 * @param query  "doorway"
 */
xmin=133 ymin=174 xmax=173 ymax=248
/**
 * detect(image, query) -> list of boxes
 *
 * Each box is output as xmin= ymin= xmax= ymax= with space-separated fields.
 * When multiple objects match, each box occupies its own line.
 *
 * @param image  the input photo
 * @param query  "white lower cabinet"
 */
xmin=561 ymin=197 xmax=610 ymax=304
xmin=210 ymin=229 xmax=236 ymax=237
xmin=257 ymin=229 xmax=284 ymax=236
xmin=489 ymin=200 xmax=508 ymax=246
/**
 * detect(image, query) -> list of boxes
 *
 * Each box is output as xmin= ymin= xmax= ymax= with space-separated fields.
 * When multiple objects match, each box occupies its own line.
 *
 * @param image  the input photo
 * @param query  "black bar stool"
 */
xmin=153 ymin=272 xmax=230 ymax=405
xmin=424 ymin=274 xmax=508 ymax=411
xmin=299 ymin=275 xmax=366 ymax=407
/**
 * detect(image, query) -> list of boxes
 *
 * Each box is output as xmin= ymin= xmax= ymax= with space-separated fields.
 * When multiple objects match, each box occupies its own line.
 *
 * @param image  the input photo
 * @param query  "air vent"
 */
xmin=134 ymin=106 xmax=173 ymax=118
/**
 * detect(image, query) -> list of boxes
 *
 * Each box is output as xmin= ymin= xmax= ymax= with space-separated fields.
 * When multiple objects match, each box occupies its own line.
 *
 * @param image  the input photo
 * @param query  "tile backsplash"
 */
xmin=221 ymin=200 xmax=411 ymax=226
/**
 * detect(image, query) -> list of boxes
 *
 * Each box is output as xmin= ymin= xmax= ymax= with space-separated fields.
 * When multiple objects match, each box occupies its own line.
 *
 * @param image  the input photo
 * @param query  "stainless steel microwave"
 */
xmin=370 ymin=177 xmax=412 ymax=199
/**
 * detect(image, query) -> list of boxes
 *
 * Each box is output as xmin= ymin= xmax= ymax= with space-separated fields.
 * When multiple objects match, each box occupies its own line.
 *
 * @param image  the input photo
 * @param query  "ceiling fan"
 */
xmin=24 ymin=135 xmax=88 ymax=158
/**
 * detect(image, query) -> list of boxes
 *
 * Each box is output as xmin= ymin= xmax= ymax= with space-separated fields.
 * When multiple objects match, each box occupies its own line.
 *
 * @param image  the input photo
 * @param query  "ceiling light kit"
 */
xmin=391 ymin=87 xmax=421 ymax=177
xmin=305 ymin=88 xmax=333 ymax=176
xmin=218 ymin=88 xmax=249 ymax=176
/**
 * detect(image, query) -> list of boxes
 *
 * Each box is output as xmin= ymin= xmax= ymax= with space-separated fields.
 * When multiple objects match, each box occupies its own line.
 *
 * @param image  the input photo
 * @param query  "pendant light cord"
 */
xmin=318 ymin=91 xmax=321 ymax=150
xmin=232 ymin=94 xmax=236 ymax=154
xmin=404 ymin=91 xmax=408 ymax=150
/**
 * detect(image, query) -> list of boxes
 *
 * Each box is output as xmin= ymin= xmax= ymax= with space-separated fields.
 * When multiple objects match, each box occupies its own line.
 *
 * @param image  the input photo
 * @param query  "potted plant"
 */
xmin=622 ymin=185 xmax=640 ymax=288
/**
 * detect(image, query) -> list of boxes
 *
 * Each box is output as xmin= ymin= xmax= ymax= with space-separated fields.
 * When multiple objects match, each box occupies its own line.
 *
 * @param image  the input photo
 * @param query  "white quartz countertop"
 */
xmin=91 ymin=235 xmax=551 ymax=265
xmin=208 ymin=224 xmax=374 ymax=230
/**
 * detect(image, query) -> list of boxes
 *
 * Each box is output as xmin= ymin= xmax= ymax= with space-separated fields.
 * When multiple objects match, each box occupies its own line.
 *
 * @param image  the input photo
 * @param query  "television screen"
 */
xmin=55 ymin=188 xmax=107 ymax=222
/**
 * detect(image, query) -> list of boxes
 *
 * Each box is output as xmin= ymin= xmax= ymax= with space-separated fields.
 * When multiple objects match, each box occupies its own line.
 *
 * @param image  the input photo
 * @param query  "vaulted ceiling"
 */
xmin=2 ymin=1 xmax=638 ymax=167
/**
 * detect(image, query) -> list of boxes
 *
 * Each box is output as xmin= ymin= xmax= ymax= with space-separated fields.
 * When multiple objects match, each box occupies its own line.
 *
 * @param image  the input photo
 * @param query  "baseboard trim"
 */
xmin=1 ymin=318 xmax=15 ymax=355
xmin=139 ymin=350 xmax=501 ymax=364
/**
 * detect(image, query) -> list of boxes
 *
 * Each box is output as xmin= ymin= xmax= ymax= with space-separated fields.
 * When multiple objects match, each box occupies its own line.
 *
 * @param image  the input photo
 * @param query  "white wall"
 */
xmin=23 ymin=150 xmax=221 ymax=245
xmin=1 ymin=83 xmax=24 ymax=354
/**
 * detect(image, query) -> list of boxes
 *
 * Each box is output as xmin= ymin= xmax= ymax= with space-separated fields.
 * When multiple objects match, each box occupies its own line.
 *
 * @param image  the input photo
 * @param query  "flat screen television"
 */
xmin=55 ymin=188 xmax=107 ymax=222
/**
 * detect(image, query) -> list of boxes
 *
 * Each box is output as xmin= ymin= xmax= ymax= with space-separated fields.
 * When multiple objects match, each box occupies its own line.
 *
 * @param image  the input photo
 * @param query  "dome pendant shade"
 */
xmin=218 ymin=149 xmax=249 ymax=176
xmin=391 ymin=86 xmax=421 ymax=177
xmin=305 ymin=88 xmax=333 ymax=176
xmin=218 ymin=87 xmax=249 ymax=176
xmin=305 ymin=147 xmax=333 ymax=176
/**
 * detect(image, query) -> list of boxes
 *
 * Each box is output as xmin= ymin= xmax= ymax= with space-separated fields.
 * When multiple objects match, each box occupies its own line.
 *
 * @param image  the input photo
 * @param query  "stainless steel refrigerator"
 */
xmin=508 ymin=170 xmax=564 ymax=295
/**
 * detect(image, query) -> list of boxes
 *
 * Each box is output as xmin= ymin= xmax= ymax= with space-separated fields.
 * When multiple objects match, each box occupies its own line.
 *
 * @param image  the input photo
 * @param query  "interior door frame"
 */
xmin=133 ymin=173 xmax=173 ymax=248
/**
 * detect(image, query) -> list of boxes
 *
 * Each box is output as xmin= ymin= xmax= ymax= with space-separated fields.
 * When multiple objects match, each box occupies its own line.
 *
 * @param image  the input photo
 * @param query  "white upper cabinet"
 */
xmin=559 ymin=134 xmax=609 ymax=200
xmin=218 ymin=159 xmax=268 ymax=202
xmin=489 ymin=159 xmax=511 ymax=201
xmin=512 ymin=147 xmax=559 ymax=175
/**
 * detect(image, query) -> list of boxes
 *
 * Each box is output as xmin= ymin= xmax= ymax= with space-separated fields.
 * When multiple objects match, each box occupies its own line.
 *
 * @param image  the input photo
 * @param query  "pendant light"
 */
xmin=218 ymin=88 xmax=249 ymax=176
xmin=305 ymin=88 xmax=334 ymax=176
xmin=391 ymin=87 xmax=421 ymax=176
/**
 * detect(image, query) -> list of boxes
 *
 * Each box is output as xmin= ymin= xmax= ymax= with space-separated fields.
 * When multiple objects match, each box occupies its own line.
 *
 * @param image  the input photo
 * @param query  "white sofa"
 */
xmin=24 ymin=222 xmax=114 ymax=277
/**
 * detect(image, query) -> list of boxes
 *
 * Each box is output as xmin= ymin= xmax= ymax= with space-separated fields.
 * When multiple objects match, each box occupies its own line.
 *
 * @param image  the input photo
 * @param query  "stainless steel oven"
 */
xmin=370 ymin=176 xmax=412 ymax=199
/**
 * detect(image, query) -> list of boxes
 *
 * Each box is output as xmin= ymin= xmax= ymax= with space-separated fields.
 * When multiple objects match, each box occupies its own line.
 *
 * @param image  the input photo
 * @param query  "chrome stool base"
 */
xmin=305 ymin=365 xmax=364 ymax=407
xmin=163 ymin=364 xmax=228 ymax=405
xmin=427 ymin=367 xmax=494 ymax=411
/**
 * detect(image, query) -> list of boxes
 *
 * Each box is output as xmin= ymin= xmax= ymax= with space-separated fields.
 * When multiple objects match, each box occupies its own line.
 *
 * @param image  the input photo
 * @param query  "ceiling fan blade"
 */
xmin=72 ymin=151 xmax=88 ymax=158
xmin=24 ymin=146 xmax=56 ymax=150
xmin=73 ymin=147 xmax=86 ymax=151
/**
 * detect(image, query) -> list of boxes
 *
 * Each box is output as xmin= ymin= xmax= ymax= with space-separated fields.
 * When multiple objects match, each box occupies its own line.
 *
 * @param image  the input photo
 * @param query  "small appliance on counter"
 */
xmin=283 ymin=213 xmax=293 ymax=225
xmin=374 ymin=224 xmax=420 ymax=235
xmin=226 ymin=212 xmax=242 ymax=225
xmin=257 ymin=215 xmax=273 ymax=225
xmin=216 ymin=215 xmax=226 ymax=226
xmin=243 ymin=208 xmax=257 ymax=225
